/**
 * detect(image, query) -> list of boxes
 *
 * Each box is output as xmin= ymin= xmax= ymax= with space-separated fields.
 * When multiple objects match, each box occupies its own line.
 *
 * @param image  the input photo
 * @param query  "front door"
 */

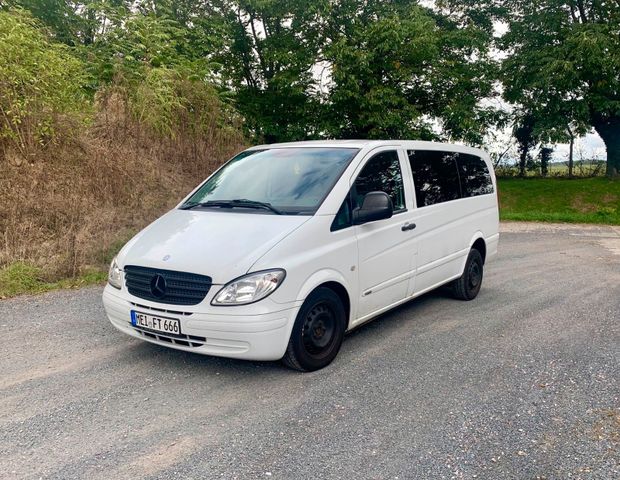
xmin=352 ymin=148 xmax=418 ymax=324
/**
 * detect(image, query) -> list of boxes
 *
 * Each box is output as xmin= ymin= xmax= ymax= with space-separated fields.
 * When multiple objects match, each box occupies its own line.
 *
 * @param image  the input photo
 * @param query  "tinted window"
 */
xmin=331 ymin=150 xmax=405 ymax=231
xmin=408 ymin=150 xmax=461 ymax=207
xmin=457 ymin=153 xmax=494 ymax=197
xmin=352 ymin=150 xmax=405 ymax=211
xmin=184 ymin=147 xmax=359 ymax=215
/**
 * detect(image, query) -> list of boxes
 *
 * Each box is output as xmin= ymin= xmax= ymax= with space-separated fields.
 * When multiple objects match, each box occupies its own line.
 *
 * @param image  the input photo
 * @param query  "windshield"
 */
xmin=182 ymin=147 xmax=359 ymax=215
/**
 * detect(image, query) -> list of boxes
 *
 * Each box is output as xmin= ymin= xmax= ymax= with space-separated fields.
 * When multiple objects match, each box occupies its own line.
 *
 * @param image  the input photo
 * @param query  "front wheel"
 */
xmin=282 ymin=287 xmax=346 ymax=372
xmin=452 ymin=248 xmax=484 ymax=301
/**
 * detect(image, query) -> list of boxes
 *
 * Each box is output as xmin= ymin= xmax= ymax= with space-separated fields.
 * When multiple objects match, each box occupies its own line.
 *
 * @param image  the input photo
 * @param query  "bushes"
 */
xmin=0 ymin=10 xmax=88 ymax=156
xmin=90 ymin=9 xmax=245 ymax=165
xmin=130 ymin=66 xmax=241 ymax=143
xmin=0 ymin=9 xmax=246 ymax=287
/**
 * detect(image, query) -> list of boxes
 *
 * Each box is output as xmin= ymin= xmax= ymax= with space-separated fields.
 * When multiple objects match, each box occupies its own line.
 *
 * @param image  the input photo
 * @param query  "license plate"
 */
xmin=131 ymin=310 xmax=181 ymax=335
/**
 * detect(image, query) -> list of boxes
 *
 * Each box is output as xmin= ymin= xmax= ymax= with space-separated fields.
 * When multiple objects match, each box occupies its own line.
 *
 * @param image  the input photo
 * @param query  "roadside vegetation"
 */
xmin=1 ymin=1 xmax=619 ymax=297
xmin=0 ymin=8 xmax=246 ymax=298
xmin=498 ymin=178 xmax=620 ymax=225
xmin=0 ymin=263 xmax=106 ymax=298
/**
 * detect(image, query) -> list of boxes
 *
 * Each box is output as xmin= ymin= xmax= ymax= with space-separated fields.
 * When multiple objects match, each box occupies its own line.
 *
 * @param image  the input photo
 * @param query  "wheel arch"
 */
xmin=317 ymin=281 xmax=351 ymax=328
xmin=297 ymin=270 xmax=353 ymax=327
xmin=471 ymin=236 xmax=487 ymax=264
xmin=457 ymin=233 xmax=486 ymax=275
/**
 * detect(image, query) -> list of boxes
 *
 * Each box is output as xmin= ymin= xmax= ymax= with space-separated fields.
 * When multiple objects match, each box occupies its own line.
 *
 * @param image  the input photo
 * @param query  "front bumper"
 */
xmin=102 ymin=285 xmax=298 ymax=361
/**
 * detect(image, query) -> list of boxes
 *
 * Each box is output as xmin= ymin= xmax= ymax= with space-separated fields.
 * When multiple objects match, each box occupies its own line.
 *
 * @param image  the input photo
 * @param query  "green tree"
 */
xmin=2 ymin=0 xmax=81 ymax=44
xmin=213 ymin=0 xmax=325 ymax=143
xmin=500 ymin=0 xmax=620 ymax=177
xmin=510 ymin=105 xmax=587 ymax=178
xmin=513 ymin=113 xmax=538 ymax=177
xmin=539 ymin=146 xmax=553 ymax=177
xmin=323 ymin=0 xmax=499 ymax=143
xmin=3 ymin=1 xmax=135 ymax=46
xmin=87 ymin=7 xmax=239 ymax=140
xmin=87 ymin=9 xmax=186 ymax=84
xmin=0 ymin=9 xmax=87 ymax=154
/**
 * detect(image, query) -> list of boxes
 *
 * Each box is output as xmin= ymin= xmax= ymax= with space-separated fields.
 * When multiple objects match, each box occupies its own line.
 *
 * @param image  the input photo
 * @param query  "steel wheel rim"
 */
xmin=468 ymin=260 xmax=482 ymax=290
xmin=302 ymin=302 xmax=336 ymax=356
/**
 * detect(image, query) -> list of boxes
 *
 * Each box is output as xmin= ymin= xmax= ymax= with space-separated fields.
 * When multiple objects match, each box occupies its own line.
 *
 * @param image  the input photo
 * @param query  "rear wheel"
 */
xmin=452 ymin=248 xmax=484 ymax=301
xmin=282 ymin=287 xmax=346 ymax=372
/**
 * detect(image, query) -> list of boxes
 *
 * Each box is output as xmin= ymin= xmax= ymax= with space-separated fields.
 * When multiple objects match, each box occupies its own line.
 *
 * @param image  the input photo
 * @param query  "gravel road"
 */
xmin=1 ymin=223 xmax=619 ymax=479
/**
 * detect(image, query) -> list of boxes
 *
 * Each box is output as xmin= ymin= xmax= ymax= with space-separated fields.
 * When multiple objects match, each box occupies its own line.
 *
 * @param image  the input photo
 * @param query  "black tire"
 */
xmin=282 ymin=287 xmax=346 ymax=372
xmin=452 ymin=248 xmax=484 ymax=301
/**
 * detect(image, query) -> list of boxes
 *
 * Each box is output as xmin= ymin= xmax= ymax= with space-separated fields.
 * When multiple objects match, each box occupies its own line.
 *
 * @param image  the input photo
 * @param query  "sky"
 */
xmin=487 ymin=125 xmax=607 ymax=163
xmin=554 ymin=133 xmax=606 ymax=161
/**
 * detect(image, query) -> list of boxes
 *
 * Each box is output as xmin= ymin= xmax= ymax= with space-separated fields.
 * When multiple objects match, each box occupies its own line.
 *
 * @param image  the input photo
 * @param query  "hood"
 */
xmin=118 ymin=209 xmax=310 ymax=284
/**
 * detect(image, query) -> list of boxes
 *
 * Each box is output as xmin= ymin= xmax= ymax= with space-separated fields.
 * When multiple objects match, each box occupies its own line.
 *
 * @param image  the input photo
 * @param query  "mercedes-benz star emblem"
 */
xmin=150 ymin=274 xmax=167 ymax=298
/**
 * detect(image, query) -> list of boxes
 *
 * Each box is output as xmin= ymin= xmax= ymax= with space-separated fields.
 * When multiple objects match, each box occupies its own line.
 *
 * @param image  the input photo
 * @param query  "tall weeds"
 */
xmin=0 ymin=10 xmax=246 ymax=281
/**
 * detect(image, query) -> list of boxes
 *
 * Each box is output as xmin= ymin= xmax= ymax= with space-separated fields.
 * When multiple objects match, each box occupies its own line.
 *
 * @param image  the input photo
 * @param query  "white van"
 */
xmin=103 ymin=140 xmax=499 ymax=371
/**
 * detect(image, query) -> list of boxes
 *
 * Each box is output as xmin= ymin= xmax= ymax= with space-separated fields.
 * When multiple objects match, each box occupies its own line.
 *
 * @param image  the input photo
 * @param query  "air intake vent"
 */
xmin=124 ymin=265 xmax=212 ymax=305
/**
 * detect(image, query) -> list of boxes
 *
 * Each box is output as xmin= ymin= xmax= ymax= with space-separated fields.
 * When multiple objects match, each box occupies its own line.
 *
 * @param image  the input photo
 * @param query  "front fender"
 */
xmin=296 ymin=268 xmax=351 ymax=301
xmin=296 ymin=268 xmax=356 ymax=327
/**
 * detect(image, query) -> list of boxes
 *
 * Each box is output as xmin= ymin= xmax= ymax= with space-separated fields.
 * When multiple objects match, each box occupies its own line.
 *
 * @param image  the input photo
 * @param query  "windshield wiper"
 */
xmin=230 ymin=199 xmax=284 ymax=214
xmin=180 ymin=199 xmax=283 ymax=215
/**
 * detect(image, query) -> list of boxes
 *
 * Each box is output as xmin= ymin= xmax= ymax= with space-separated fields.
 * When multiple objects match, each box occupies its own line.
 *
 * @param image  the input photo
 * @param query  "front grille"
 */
xmin=129 ymin=302 xmax=193 ymax=316
xmin=133 ymin=324 xmax=206 ymax=348
xmin=124 ymin=265 xmax=212 ymax=305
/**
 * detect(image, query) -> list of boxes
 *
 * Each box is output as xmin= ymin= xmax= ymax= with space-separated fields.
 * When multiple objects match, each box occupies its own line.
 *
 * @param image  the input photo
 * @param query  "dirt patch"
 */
xmin=598 ymin=238 xmax=620 ymax=256
xmin=127 ymin=436 xmax=197 ymax=477
xmin=0 ymin=342 xmax=138 ymax=390
xmin=591 ymin=409 xmax=620 ymax=445
xmin=501 ymin=222 xmax=620 ymax=257
xmin=571 ymin=194 xmax=598 ymax=214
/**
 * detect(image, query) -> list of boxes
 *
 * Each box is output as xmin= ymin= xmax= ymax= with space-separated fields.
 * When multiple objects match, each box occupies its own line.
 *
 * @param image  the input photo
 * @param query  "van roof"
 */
xmin=248 ymin=140 xmax=488 ymax=157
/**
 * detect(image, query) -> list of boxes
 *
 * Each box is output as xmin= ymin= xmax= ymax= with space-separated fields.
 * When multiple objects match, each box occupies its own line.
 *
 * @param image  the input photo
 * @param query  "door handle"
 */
xmin=401 ymin=222 xmax=416 ymax=231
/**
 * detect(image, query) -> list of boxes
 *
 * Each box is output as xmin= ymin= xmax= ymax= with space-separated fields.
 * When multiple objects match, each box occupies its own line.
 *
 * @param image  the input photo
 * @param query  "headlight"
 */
xmin=108 ymin=256 xmax=123 ymax=289
xmin=211 ymin=269 xmax=286 ymax=305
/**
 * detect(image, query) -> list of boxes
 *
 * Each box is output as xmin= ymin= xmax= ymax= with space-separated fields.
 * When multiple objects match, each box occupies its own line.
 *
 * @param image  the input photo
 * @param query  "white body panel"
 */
xmin=116 ymin=209 xmax=310 ymax=286
xmin=350 ymin=147 xmax=418 ymax=321
xmin=409 ymin=195 xmax=499 ymax=295
xmin=102 ymin=140 xmax=499 ymax=361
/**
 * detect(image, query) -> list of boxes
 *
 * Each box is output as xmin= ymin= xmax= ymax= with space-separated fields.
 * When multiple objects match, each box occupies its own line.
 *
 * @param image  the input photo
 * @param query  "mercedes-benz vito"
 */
xmin=102 ymin=140 xmax=499 ymax=371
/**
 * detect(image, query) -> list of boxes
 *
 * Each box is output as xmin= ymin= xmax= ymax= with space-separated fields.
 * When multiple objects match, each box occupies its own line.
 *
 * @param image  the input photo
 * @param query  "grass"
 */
xmin=0 ymin=262 xmax=106 ymax=299
xmin=498 ymin=177 xmax=620 ymax=225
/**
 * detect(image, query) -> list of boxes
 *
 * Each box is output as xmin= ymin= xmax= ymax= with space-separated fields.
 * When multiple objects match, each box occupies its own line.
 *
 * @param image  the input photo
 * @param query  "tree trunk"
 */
xmin=593 ymin=116 xmax=620 ymax=178
xmin=567 ymin=129 xmax=574 ymax=178
xmin=519 ymin=150 xmax=527 ymax=177
xmin=540 ymin=147 xmax=551 ymax=177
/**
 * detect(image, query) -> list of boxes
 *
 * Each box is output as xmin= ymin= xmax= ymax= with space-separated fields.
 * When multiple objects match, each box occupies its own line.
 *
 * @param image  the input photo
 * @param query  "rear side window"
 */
xmin=407 ymin=150 xmax=461 ymax=207
xmin=458 ymin=154 xmax=494 ymax=197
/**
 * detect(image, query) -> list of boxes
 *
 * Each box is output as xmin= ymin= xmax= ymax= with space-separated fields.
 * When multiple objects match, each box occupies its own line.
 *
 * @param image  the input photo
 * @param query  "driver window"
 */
xmin=331 ymin=150 xmax=405 ymax=232
xmin=352 ymin=150 xmax=405 ymax=211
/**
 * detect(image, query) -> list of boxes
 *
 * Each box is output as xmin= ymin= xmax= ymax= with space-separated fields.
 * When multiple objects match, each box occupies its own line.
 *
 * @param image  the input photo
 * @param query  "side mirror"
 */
xmin=353 ymin=191 xmax=393 ymax=225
